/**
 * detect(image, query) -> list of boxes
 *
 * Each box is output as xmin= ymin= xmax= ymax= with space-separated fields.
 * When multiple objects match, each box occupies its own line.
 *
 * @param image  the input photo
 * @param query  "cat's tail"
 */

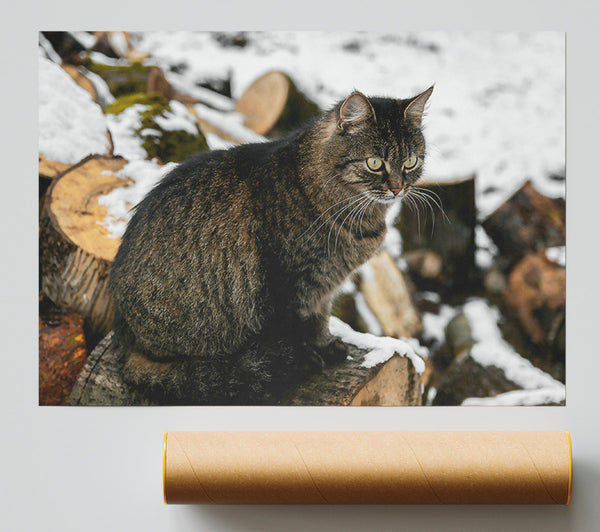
xmin=118 ymin=335 xmax=319 ymax=405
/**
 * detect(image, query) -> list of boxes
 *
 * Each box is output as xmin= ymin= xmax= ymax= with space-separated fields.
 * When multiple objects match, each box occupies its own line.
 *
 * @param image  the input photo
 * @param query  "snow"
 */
xmin=109 ymin=32 xmax=129 ymax=57
xmin=165 ymin=72 xmax=236 ymax=111
xmin=421 ymin=291 xmax=441 ymax=304
xmin=105 ymin=104 xmax=149 ymax=161
xmin=205 ymin=133 xmax=235 ymax=150
xmin=382 ymin=200 xmax=403 ymax=258
xmin=329 ymin=316 xmax=427 ymax=374
xmin=546 ymin=246 xmax=566 ymax=267
xmin=426 ymin=387 xmax=437 ymax=406
xmin=338 ymin=278 xmax=356 ymax=295
xmin=358 ymin=261 xmax=376 ymax=282
xmin=38 ymin=33 xmax=61 ymax=64
xmin=38 ymin=57 xmax=110 ymax=164
xmin=354 ymin=292 xmax=383 ymax=336
xmin=136 ymin=31 xmax=565 ymax=218
xmin=464 ymin=298 xmax=564 ymax=391
xmin=192 ymin=103 xmax=264 ymax=144
xmin=421 ymin=297 xmax=565 ymax=405
xmin=421 ymin=304 xmax=458 ymax=345
xmin=97 ymin=160 xmax=177 ymax=238
xmin=154 ymin=100 xmax=199 ymax=135
xmin=88 ymin=51 xmax=129 ymax=66
xmin=81 ymin=67 xmax=115 ymax=107
xmin=70 ymin=31 xmax=97 ymax=50
xmin=475 ymin=224 xmax=498 ymax=270
xmin=462 ymin=387 xmax=565 ymax=406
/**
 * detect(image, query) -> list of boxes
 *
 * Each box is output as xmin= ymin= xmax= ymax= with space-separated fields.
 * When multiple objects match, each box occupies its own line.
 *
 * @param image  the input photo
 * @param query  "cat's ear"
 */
xmin=338 ymin=92 xmax=376 ymax=131
xmin=403 ymin=86 xmax=434 ymax=125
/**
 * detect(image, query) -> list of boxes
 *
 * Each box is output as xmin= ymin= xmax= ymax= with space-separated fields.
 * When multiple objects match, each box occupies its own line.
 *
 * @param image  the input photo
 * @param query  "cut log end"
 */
xmin=40 ymin=156 xmax=130 ymax=335
xmin=234 ymin=71 xmax=320 ymax=137
xmin=234 ymin=71 xmax=291 ymax=135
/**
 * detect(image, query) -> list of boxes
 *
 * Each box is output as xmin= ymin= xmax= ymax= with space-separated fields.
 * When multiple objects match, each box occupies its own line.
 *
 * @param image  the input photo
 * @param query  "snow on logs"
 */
xmin=234 ymin=71 xmax=321 ymax=137
xmin=40 ymin=156 xmax=130 ymax=336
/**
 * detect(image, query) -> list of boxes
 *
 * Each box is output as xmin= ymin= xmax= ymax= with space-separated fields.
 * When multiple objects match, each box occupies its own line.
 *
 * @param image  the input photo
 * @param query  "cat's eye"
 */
xmin=366 ymin=157 xmax=383 ymax=171
xmin=404 ymin=155 xmax=418 ymax=170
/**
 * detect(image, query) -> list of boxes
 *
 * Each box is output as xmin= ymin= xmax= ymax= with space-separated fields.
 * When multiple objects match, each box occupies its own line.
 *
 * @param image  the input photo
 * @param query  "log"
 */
xmin=331 ymin=292 xmax=369 ymax=334
xmin=39 ymin=154 xmax=72 ymax=181
xmin=482 ymin=180 xmax=565 ymax=268
xmin=40 ymin=155 xmax=131 ymax=336
xmin=70 ymin=333 xmax=422 ymax=406
xmin=105 ymin=94 xmax=209 ymax=162
xmin=185 ymin=104 xmax=244 ymax=145
xmin=401 ymin=249 xmax=443 ymax=280
xmin=398 ymin=175 xmax=477 ymax=293
xmin=85 ymin=61 xmax=173 ymax=101
xmin=234 ymin=71 xmax=320 ymax=137
xmin=61 ymin=64 xmax=97 ymax=101
xmin=41 ymin=31 xmax=86 ymax=63
xmin=39 ymin=295 xmax=88 ymax=405
xmin=432 ymin=356 xmax=520 ymax=406
xmin=92 ymin=31 xmax=151 ymax=62
xmin=283 ymin=352 xmax=422 ymax=406
xmin=360 ymin=250 xmax=423 ymax=338
xmin=69 ymin=332 xmax=151 ymax=406
xmin=503 ymin=253 xmax=565 ymax=356
xmin=39 ymin=154 xmax=73 ymax=200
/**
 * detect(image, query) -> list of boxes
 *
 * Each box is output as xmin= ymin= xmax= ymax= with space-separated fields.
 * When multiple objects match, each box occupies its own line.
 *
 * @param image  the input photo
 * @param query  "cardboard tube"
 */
xmin=163 ymin=431 xmax=572 ymax=505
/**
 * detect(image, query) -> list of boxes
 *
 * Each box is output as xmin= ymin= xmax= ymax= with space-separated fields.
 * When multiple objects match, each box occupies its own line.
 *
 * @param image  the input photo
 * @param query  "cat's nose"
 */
xmin=390 ymin=188 xmax=402 ymax=196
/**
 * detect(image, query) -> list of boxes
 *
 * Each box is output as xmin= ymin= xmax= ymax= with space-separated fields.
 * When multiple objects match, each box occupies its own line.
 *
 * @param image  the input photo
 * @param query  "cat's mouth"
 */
xmin=370 ymin=191 xmax=403 ymax=204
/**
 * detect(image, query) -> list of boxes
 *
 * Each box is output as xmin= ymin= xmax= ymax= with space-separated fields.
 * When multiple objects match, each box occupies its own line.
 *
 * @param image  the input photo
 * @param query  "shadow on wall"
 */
xmin=178 ymin=501 xmax=576 ymax=532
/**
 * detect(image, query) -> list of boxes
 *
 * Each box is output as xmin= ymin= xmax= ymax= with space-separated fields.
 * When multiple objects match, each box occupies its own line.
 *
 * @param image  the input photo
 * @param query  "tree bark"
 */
xmin=40 ymin=155 xmax=130 ymax=336
xmin=70 ymin=333 xmax=423 ymax=406
xmin=234 ymin=71 xmax=320 ymax=137
xmin=398 ymin=175 xmax=477 ymax=293
xmin=360 ymin=250 xmax=423 ymax=339
xmin=482 ymin=180 xmax=565 ymax=269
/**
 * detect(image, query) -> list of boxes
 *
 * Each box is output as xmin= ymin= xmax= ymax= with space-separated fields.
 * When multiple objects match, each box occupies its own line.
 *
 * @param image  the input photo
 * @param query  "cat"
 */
xmin=109 ymin=87 xmax=433 ymax=405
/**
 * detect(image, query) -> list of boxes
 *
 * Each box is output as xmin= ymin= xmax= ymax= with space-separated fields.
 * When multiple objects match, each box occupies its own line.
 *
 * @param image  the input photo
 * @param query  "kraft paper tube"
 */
xmin=163 ymin=431 xmax=572 ymax=505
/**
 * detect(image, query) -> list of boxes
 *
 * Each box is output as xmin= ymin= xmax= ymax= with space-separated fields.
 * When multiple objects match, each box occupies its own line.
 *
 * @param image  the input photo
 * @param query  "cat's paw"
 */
xmin=318 ymin=338 xmax=351 ymax=366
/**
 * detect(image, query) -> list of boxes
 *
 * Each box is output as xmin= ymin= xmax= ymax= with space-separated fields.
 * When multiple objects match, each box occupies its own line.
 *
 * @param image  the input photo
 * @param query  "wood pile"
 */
xmin=39 ymin=32 xmax=565 ymax=407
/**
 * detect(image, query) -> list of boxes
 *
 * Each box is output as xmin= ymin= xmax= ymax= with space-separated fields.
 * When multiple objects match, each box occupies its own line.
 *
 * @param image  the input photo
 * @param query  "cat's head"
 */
xmin=323 ymin=87 xmax=433 ymax=203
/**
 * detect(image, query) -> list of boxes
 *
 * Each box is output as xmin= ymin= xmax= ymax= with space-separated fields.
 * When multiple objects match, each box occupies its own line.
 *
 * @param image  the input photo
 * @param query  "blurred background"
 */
xmin=38 ymin=31 xmax=565 ymax=406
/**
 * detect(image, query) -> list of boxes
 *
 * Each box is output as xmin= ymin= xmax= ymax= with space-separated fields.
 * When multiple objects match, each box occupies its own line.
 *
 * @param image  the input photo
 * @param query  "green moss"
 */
xmin=105 ymin=92 xmax=208 ymax=163
xmin=104 ymin=92 xmax=168 ymax=116
xmin=85 ymin=60 xmax=152 ymax=98
xmin=142 ymin=128 xmax=209 ymax=162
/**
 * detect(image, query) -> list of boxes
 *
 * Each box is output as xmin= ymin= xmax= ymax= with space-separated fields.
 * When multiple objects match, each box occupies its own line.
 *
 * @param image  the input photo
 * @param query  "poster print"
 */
xmin=39 ymin=31 xmax=565 ymax=406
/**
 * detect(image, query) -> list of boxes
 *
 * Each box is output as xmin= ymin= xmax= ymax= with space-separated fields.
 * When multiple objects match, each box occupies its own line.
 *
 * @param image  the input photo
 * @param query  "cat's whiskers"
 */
xmin=340 ymin=194 xmax=371 ymax=251
xmin=402 ymin=191 xmax=422 ymax=237
xmin=350 ymin=198 xmax=367 ymax=244
xmin=411 ymin=186 xmax=450 ymax=224
xmin=326 ymin=194 xmax=370 ymax=255
xmin=408 ymin=186 xmax=450 ymax=238
xmin=317 ymin=195 xmax=368 ymax=252
xmin=318 ymin=173 xmax=342 ymax=193
xmin=409 ymin=189 xmax=436 ymax=236
xmin=356 ymin=196 xmax=376 ymax=240
xmin=347 ymin=195 xmax=369 ymax=247
xmin=297 ymin=191 xmax=365 ymax=245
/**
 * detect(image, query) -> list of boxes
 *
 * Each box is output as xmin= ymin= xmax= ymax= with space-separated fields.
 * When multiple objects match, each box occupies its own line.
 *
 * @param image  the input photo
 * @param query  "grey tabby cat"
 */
xmin=109 ymin=87 xmax=433 ymax=404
